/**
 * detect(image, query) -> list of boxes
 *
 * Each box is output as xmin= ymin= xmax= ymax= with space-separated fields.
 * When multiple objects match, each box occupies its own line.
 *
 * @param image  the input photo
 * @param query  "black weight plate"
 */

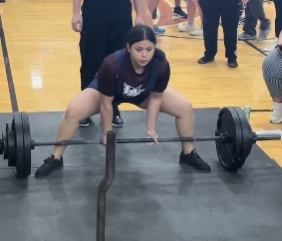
xmin=215 ymin=107 xmax=243 ymax=171
xmin=8 ymin=127 xmax=16 ymax=166
xmin=234 ymin=107 xmax=254 ymax=168
xmin=13 ymin=112 xmax=26 ymax=178
xmin=21 ymin=112 xmax=31 ymax=177
xmin=3 ymin=124 xmax=9 ymax=159
xmin=0 ymin=133 xmax=3 ymax=155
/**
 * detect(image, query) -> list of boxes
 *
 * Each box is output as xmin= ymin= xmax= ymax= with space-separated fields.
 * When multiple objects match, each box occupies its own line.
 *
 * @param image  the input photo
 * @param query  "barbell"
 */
xmin=0 ymin=107 xmax=281 ymax=179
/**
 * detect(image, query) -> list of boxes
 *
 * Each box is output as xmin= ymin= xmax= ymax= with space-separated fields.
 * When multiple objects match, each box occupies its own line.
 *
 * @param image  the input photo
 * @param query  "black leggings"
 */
xmin=273 ymin=0 xmax=282 ymax=37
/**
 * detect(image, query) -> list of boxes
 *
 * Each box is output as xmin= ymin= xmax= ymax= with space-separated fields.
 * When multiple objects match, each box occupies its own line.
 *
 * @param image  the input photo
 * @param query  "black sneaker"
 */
xmin=197 ymin=56 xmax=214 ymax=65
xmin=179 ymin=149 xmax=211 ymax=172
xmin=35 ymin=155 xmax=63 ymax=178
xmin=113 ymin=114 xmax=124 ymax=128
xmin=79 ymin=117 xmax=91 ymax=127
xmin=258 ymin=21 xmax=271 ymax=41
xmin=227 ymin=59 xmax=238 ymax=68
xmin=173 ymin=7 xmax=187 ymax=19
xmin=113 ymin=105 xmax=124 ymax=128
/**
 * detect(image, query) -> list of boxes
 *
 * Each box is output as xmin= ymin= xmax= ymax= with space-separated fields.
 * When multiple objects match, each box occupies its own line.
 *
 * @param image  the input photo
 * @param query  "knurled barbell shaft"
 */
xmin=31 ymin=135 xmax=224 ymax=148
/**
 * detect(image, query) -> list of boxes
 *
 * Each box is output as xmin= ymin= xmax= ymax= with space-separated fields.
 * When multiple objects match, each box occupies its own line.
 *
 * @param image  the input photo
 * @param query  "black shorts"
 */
xmin=88 ymin=78 xmax=149 ymax=106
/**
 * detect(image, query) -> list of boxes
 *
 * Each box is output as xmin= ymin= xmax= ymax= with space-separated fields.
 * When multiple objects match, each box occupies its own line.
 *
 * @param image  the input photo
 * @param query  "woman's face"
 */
xmin=127 ymin=40 xmax=155 ymax=67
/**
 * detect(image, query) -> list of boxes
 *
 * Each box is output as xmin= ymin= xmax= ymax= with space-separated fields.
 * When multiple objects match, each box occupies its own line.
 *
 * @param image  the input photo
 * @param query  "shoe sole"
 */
xmin=198 ymin=59 xmax=214 ymax=64
xmin=179 ymin=162 xmax=211 ymax=173
xmin=264 ymin=48 xmax=275 ymax=52
xmin=35 ymin=166 xmax=63 ymax=178
xmin=238 ymin=37 xmax=257 ymax=40
xmin=227 ymin=64 xmax=238 ymax=68
xmin=270 ymin=119 xmax=282 ymax=124
xmin=112 ymin=123 xmax=123 ymax=128
xmin=154 ymin=32 xmax=165 ymax=36
xmin=79 ymin=123 xmax=91 ymax=127
xmin=190 ymin=32 xmax=203 ymax=36
xmin=173 ymin=13 xmax=187 ymax=19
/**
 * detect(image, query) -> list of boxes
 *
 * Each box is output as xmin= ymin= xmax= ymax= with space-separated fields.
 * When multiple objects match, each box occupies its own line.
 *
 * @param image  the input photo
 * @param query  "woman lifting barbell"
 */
xmin=35 ymin=25 xmax=211 ymax=178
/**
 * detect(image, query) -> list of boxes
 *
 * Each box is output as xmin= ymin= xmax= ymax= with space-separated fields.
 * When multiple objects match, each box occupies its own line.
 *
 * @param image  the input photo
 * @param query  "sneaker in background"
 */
xmin=113 ymin=114 xmax=124 ymax=128
xmin=190 ymin=29 xmax=203 ymax=36
xmin=35 ymin=155 xmax=63 ymax=178
xmin=178 ymin=22 xmax=194 ymax=33
xmin=238 ymin=32 xmax=257 ymax=40
xmin=227 ymin=59 xmax=238 ymax=68
xmin=113 ymin=105 xmax=124 ymax=127
xmin=79 ymin=117 xmax=91 ymax=127
xmin=270 ymin=102 xmax=282 ymax=124
xmin=173 ymin=7 xmax=187 ymax=19
xmin=257 ymin=21 xmax=271 ymax=42
xmin=154 ymin=25 xmax=166 ymax=35
xmin=197 ymin=56 xmax=214 ymax=64
xmin=264 ymin=38 xmax=277 ymax=52
xmin=179 ymin=149 xmax=211 ymax=172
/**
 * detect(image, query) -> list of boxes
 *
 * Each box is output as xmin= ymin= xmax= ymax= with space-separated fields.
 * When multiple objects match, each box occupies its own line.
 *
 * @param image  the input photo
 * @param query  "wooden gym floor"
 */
xmin=0 ymin=0 xmax=281 ymax=166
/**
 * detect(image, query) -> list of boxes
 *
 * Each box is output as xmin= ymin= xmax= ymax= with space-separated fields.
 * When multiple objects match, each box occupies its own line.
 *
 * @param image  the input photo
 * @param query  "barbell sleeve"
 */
xmin=31 ymin=135 xmax=224 ymax=147
xmin=254 ymin=130 xmax=282 ymax=141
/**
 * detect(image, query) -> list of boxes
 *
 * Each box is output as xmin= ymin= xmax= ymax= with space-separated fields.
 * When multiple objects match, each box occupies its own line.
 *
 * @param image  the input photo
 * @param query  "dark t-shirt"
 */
xmin=97 ymin=50 xmax=170 ymax=99
xmin=82 ymin=0 xmax=132 ymax=23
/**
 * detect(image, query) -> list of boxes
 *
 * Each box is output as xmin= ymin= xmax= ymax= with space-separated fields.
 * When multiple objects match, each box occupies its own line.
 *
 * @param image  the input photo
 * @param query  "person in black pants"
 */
xmin=195 ymin=0 xmax=242 ymax=68
xmin=238 ymin=0 xmax=271 ymax=41
xmin=264 ymin=0 xmax=282 ymax=52
xmin=71 ymin=0 xmax=151 ymax=127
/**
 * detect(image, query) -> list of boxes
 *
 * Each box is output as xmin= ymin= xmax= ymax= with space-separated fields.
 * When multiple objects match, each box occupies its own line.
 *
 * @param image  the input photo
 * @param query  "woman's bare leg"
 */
xmin=53 ymin=88 xmax=101 ymax=158
xmin=139 ymin=87 xmax=210 ymax=172
xmin=139 ymin=87 xmax=195 ymax=154
xmin=188 ymin=0 xmax=197 ymax=23
xmin=146 ymin=0 xmax=161 ymax=13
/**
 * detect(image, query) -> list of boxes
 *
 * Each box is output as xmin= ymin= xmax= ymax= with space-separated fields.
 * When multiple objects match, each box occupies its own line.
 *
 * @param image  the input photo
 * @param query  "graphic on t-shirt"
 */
xmin=123 ymin=82 xmax=145 ymax=98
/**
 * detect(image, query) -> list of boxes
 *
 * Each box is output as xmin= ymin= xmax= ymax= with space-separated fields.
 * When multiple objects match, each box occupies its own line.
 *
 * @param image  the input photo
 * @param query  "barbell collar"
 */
xmin=31 ymin=135 xmax=224 ymax=148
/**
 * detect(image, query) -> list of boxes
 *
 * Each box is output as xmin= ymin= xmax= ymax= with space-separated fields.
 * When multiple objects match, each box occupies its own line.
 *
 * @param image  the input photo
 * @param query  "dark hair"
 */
xmin=125 ymin=25 xmax=157 ymax=47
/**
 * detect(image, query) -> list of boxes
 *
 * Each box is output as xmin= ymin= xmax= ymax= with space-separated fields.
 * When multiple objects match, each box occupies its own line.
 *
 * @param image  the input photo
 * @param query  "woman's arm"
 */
xmin=146 ymin=92 xmax=163 ymax=143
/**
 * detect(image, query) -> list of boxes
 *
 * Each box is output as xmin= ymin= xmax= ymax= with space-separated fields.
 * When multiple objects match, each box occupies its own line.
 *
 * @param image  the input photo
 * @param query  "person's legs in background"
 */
xmin=220 ymin=0 xmax=240 ymax=68
xmin=255 ymin=0 xmax=271 ymax=41
xmin=197 ymin=0 xmax=220 ymax=64
xmin=79 ymin=21 xmax=111 ymax=127
xmin=108 ymin=20 xmax=133 ymax=127
xmin=144 ymin=0 xmax=166 ymax=35
xmin=178 ymin=0 xmax=203 ymax=36
xmin=238 ymin=0 xmax=259 ymax=40
xmin=173 ymin=0 xmax=187 ymax=19
xmin=264 ymin=0 xmax=282 ymax=52
xmin=239 ymin=0 xmax=270 ymax=41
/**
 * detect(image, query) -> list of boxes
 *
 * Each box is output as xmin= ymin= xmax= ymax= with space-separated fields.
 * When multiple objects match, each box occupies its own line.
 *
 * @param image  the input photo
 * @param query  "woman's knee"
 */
xmin=64 ymin=102 xmax=83 ymax=121
xmin=177 ymin=100 xmax=194 ymax=117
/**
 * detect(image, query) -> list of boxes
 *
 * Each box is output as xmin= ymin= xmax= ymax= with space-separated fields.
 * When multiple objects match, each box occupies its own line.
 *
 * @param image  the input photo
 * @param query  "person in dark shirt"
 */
xmin=71 ymin=0 xmax=151 ymax=127
xmin=35 ymin=25 xmax=211 ymax=178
